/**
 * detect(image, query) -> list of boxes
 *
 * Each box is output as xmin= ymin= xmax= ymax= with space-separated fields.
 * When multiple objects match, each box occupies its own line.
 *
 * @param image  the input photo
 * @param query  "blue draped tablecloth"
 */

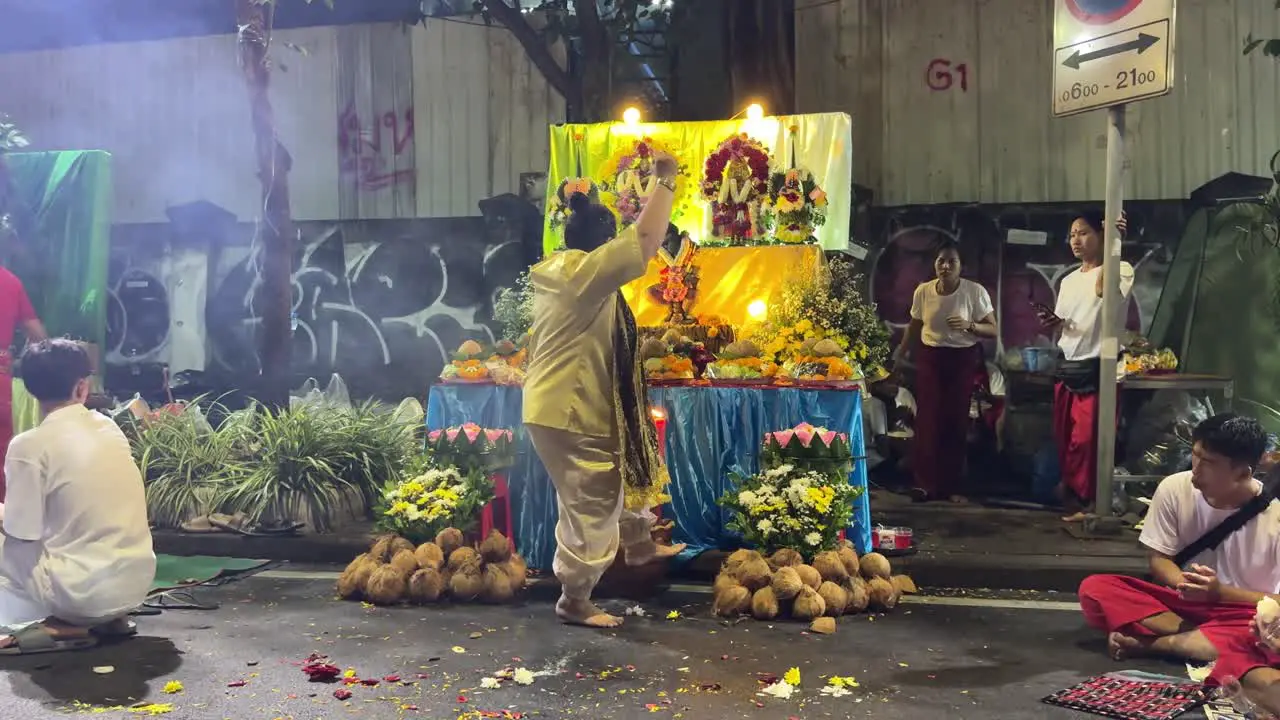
xmin=426 ymin=384 xmax=871 ymax=571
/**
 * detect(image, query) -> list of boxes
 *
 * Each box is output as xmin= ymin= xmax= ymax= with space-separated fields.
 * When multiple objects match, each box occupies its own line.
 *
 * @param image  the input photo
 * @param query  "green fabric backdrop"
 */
xmin=4 ymin=151 xmax=112 ymax=433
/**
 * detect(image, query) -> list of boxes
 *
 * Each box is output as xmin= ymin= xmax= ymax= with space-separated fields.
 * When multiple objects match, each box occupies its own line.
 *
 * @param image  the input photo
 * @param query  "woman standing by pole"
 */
xmin=1037 ymin=211 xmax=1131 ymax=522
xmin=895 ymin=241 xmax=997 ymax=503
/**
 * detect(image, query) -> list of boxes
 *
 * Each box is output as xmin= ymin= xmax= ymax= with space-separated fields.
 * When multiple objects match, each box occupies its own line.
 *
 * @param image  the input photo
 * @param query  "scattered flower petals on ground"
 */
xmin=759 ymin=681 xmax=796 ymax=700
xmin=625 ymin=606 xmax=647 ymax=617
xmin=92 ymin=666 xmax=114 ymax=675
xmin=666 ymin=610 xmax=681 ymax=620
xmin=161 ymin=681 xmax=184 ymax=694
xmin=783 ymin=668 xmax=801 ymax=686
xmin=512 ymin=668 xmax=535 ymax=686
xmin=226 ymin=680 xmax=248 ymax=688
xmin=452 ymin=646 xmax=467 ymax=654
xmin=302 ymin=662 xmax=341 ymax=682
xmin=333 ymin=688 xmax=353 ymax=700
xmin=480 ymin=677 xmax=501 ymax=689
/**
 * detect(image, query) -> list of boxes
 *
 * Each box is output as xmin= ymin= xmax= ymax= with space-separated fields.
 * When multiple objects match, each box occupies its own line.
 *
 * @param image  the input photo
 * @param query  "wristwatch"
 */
xmin=656 ymin=176 xmax=677 ymax=193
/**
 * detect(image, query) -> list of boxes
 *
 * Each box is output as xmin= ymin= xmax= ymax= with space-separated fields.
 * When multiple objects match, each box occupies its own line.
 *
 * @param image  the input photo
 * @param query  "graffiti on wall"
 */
xmin=338 ymin=103 xmax=416 ymax=192
xmin=105 ymin=195 xmax=543 ymax=402
xmin=865 ymin=201 xmax=1186 ymax=355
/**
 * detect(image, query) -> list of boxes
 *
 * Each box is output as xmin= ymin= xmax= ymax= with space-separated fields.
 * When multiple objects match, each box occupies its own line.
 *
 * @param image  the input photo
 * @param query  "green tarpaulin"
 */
xmin=4 ymin=151 xmax=111 ymax=433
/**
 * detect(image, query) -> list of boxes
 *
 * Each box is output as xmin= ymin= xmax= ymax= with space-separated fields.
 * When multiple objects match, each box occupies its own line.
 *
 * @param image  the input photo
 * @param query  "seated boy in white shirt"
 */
xmin=1078 ymin=413 xmax=1280 ymax=700
xmin=0 ymin=339 xmax=156 ymax=654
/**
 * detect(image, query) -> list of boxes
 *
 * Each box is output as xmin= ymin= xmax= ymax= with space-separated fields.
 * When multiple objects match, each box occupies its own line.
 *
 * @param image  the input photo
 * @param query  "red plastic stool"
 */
xmin=480 ymin=472 xmax=515 ymax=551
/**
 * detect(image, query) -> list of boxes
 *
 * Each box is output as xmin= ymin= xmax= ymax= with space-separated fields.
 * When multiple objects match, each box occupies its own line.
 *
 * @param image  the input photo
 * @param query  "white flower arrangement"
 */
xmin=719 ymin=463 xmax=861 ymax=555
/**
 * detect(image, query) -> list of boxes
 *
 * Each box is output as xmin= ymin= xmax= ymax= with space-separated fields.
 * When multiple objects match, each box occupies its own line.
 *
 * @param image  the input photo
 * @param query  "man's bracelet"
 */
xmin=656 ymin=177 xmax=677 ymax=193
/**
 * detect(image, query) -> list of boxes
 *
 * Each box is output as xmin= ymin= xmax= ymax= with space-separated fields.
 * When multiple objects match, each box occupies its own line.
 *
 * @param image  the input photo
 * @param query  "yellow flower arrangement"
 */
xmin=596 ymin=136 xmax=692 ymax=226
xmin=377 ymin=465 xmax=494 ymax=543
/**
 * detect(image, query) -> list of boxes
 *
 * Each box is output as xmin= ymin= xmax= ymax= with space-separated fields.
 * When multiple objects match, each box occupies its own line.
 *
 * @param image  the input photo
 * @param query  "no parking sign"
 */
xmin=1052 ymin=0 xmax=1176 ymax=117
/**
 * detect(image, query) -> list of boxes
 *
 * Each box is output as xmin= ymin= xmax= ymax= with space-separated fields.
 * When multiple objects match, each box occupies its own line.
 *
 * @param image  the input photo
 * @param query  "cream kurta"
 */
xmin=522 ymin=228 xmax=659 ymax=599
xmin=523 ymin=226 xmax=646 ymax=436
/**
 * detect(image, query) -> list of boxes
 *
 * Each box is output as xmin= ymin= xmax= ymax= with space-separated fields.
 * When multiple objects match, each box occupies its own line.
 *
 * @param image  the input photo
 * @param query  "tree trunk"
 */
xmin=236 ymin=0 xmax=294 ymax=410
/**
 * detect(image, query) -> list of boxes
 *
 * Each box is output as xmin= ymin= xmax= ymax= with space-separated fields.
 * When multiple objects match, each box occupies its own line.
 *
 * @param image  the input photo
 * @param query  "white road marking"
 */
xmin=257 ymin=570 xmax=1079 ymax=611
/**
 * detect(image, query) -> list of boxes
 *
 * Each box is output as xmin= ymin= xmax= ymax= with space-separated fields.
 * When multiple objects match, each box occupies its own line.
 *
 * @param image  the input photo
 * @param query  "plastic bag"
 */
xmin=1124 ymin=390 xmax=1214 ymax=477
xmin=290 ymin=374 xmax=352 ymax=410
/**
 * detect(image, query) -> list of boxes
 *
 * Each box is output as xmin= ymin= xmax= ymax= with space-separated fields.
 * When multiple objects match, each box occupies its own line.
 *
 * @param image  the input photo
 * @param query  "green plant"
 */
xmin=131 ymin=400 xmax=251 ymax=529
xmin=332 ymin=401 xmax=423 ymax=516
xmin=493 ymin=272 xmax=534 ymax=341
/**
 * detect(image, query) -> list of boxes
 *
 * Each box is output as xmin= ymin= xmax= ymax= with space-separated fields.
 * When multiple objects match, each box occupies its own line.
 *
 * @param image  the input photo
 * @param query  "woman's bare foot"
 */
xmin=556 ymin=596 xmax=623 ymax=628
xmin=624 ymin=542 xmax=687 ymax=566
xmin=1108 ymin=632 xmax=1152 ymax=660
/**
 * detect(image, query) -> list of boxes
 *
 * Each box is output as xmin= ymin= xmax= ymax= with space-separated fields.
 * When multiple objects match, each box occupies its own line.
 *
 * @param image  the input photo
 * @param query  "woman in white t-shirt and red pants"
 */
xmin=1038 ymin=211 xmax=1133 ymax=522
xmin=896 ymin=241 xmax=997 ymax=503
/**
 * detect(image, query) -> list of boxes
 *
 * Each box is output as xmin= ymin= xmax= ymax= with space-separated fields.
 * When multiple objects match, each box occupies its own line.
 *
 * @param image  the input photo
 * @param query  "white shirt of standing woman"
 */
xmin=1054 ymin=262 xmax=1134 ymax=362
xmin=910 ymin=279 xmax=994 ymax=349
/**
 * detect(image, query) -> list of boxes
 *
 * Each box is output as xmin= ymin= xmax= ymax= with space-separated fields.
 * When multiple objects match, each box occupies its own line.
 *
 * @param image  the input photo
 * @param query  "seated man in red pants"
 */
xmin=1079 ymin=413 xmax=1278 ymax=687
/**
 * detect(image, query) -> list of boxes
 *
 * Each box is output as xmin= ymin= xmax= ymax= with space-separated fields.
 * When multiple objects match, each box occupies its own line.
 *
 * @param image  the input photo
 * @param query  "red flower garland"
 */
xmin=701 ymin=134 xmax=772 ymax=244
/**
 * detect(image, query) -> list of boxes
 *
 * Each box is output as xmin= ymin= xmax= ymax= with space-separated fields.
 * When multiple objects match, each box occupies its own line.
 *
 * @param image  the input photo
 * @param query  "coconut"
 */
xmin=770 ymin=566 xmax=803 ymax=601
xmin=768 ymin=548 xmax=804 ymax=569
xmin=791 ymin=585 xmax=826 ymax=621
xmin=336 ymin=554 xmax=377 ymax=599
xmin=859 ymin=552 xmax=892 ymax=580
xmin=867 ymin=577 xmax=898 ymax=610
xmin=504 ymin=555 xmax=528 ymax=592
xmin=390 ymin=549 xmax=420 ymax=577
xmin=447 ymin=547 xmax=481 ymax=573
xmin=844 ymin=576 xmax=870 ymax=613
xmin=364 ymin=564 xmax=408 ymax=606
xmin=713 ymin=584 xmax=752 ymax=618
xmin=389 ymin=536 xmax=415 ymax=557
xmin=891 ymin=575 xmax=918 ymax=595
xmin=436 ymin=528 xmax=466 ymax=557
xmin=369 ymin=535 xmax=396 ymax=562
xmin=479 ymin=530 xmax=513 ymax=564
xmin=640 ymin=338 xmax=669 ymax=360
xmin=795 ymin=564 xmax=822 ymax=590
xmin=818 ymin=581 xmax=848 ymax=618
xmin=810 ymin=617 xmax=837 ymax=635
xmin=722 ymin=549 xmax=755 ymax=576
xmin=458 ymin=340 xmax=484 ymax=357
xmin=449 ymin=564 xmax=484 ymax=601
xmin=480 ymin=564 xmax=516 ymax=603
xmin=836 ymin=546 xmax=860 ymax=578
xmin=414 ymin=542 xmax=445 ymax=571
xmin=811 ymin=339 xmax=842 ymax=357
xmin=660 ymin=329 xmax=683 ymax=346
xmin=714 ymin=572 xmax=740 ymax=596
xmin=813 ymin=551 xmax=850 ymax=583
xmin=731 ymin=553 xmax=772 ymax=591
xmin=407 ymin=568 xmax=445 ymax=604
xmin=751 ymin=587 xmax=780 ymax=620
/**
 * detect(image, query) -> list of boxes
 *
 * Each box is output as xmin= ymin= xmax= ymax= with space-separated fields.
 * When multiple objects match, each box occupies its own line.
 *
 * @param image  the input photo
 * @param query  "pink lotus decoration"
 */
xmin=427 ymin=424 xmax=517 ymax=473
xmin=761 ymin=422 xmax=852 ymax=474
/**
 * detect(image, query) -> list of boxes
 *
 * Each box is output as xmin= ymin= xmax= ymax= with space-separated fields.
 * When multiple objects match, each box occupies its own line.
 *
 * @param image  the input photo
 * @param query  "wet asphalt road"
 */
xmin=0 ymin=572 xmax=1178 ymax=719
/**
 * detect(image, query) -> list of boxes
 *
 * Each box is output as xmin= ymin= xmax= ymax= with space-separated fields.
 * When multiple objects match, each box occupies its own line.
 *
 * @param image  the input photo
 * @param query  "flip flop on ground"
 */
xmin=0 ymin=624 xmax=99 ymax=656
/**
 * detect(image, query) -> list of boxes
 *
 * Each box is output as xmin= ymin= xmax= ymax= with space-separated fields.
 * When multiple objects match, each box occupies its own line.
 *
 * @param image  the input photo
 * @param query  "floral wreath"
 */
xmin=547 ymin=176 xmax=598 ymax=232
xmin=597 ymin=136 xmax=691 ymax=227
xmin=759 ymin=168 xmax=828 ymax=245
xmin=701 ymin=133 xmax=772 ymax=244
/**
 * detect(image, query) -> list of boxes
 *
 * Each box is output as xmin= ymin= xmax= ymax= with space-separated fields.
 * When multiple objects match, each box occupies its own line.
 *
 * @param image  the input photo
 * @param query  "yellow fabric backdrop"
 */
xmin=544 ymin=113 xmax=853 ymax=257
xmin=622 ymin=245 xmax=825 ymax=328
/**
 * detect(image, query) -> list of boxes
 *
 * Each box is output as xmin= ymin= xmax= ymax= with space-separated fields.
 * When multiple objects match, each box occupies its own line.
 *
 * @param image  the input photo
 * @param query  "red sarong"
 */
xmin=912 ymin=344 xmax=981 ymax=498
xmin=1053 ymin=381 xmax=1099 ymax=503
xmin=1079 ymin=574 xmax=1280 ymax=685
xmin=0 ymin=367 xmax=11 ymax=502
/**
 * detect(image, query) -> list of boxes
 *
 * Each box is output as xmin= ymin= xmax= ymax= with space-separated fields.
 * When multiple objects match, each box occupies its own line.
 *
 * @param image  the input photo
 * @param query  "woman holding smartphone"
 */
xmin=1037 ymin=210 xmax=1132 ymax=522
xmin=895 ymin=241 xmax=997 ymax=502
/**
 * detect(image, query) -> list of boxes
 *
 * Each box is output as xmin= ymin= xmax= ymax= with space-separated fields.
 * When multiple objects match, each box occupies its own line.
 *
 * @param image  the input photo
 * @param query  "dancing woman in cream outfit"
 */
xmin=523 ymin=153 xmax=685 ymax=628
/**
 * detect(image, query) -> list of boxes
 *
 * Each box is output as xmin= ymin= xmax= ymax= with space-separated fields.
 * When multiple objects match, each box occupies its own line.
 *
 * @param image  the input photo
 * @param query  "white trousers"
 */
xmin=0 ymin=538 xmax=133 ymax=628
xmin=527 ymin=425 xmax=658 ymax=600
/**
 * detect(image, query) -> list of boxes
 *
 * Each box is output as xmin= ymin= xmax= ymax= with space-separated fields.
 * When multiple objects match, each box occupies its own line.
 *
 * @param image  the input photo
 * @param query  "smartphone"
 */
xmin=1031 ymin=301 xmax=1053 ymax=316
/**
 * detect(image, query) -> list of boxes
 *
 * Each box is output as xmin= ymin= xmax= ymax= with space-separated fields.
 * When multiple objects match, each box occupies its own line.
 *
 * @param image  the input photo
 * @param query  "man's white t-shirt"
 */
xmin=910 ymin=279 xmax=994 ymax=349
xmin=1 ymin=404 xmax=156 ymax=621
xmin=1055 ymin=262 xmax=1135 ymax=361
xmin=1139 ymin=471 xmax=1280 ymax=594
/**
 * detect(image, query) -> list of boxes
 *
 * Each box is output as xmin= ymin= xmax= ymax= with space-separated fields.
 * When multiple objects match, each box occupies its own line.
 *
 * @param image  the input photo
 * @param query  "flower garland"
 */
xmin=547 ymin=176 xmax=598 ymax=232
xmin=701 ymin=134 xmax=772 ymax=244
xmin=759 ymin=168 xmax=828 ymax=244
xmin=597 ymin=136 xmax=691 ymax=227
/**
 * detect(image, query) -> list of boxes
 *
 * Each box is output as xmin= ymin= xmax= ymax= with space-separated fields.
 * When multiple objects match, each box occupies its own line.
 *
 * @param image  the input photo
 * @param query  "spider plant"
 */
xmin=132 ymin=400 xmax=248 ymax=529
xmin=332 ymin=401 xmax=423 ymax=517
xmin=215 ymin=403 xmax=362 ymax=532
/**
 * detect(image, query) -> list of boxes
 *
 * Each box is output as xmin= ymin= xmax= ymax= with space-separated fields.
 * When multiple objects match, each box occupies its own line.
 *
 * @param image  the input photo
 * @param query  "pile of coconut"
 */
xmin=712 ymin=542 xmax=915 ymax=633
xmin=337 ymin=528 xmax=527 ymax=606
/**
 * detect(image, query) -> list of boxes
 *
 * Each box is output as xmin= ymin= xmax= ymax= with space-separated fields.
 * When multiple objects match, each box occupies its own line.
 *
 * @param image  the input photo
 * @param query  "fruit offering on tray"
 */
xmin=487 ymin=337 xmax=528 ymax=369
xmin=641 ymin=336 xmax=695 ymax=380
xmin=708 ymin=340 xmax=777 ymax=382
xmin=1123 ymin=337 xmax=1178 ymax=375
xmin=782 ymin=339 xmax=860 ymax=383
xmin=440 ymin=340 xmax=491 ymax=382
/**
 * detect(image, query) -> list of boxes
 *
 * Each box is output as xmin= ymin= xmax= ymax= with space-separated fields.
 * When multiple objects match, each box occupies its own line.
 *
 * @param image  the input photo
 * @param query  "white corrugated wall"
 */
xmin=0 ymin=19 xmax=565 ymax=223
xmin=796 ymin=0 xmax=1280 ymax=205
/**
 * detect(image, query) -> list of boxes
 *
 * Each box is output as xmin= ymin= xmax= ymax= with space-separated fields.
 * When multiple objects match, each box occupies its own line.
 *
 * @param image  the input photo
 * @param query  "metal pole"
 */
xmin=1095 ymin=104 xmax=1126 ymax=519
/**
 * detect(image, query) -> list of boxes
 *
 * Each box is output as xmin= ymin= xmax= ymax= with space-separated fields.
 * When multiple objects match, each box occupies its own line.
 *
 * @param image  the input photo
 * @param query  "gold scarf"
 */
xmin=612 ymin=292 xmax=670 ymax=510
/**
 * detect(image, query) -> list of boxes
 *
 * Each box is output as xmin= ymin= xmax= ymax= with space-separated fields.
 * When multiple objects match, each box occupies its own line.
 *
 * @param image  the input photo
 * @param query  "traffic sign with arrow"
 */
xmin=1052 ymin=0 xmax=1175 ymax=117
